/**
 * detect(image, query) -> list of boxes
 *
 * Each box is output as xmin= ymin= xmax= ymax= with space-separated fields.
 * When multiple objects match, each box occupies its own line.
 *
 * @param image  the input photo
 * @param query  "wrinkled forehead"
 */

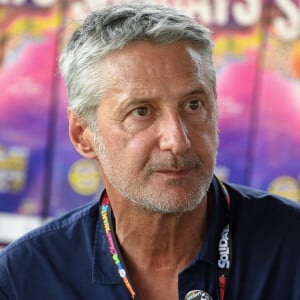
xmin=104 ymin=39 xmax=204 ymax=65
xmin=99 ymin=40 xmax=210 ymax=89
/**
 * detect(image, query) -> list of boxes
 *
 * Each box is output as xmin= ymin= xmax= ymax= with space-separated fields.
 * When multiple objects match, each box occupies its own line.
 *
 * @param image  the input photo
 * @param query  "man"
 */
xmin=1 ymin=3 xmax=300 ymax=300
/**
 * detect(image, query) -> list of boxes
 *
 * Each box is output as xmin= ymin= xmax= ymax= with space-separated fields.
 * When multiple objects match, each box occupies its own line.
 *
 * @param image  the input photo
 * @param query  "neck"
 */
xmin=105 ymin=188 xmax=210 ymax=274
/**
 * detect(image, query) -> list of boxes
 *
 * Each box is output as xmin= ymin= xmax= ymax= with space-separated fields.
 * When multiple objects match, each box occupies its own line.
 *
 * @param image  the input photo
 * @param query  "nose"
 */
xmin=158 ymin=112 xmax=191 ymax=155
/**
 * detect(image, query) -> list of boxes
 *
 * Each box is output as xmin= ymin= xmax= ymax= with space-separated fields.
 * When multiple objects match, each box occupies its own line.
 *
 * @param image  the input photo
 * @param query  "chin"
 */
xmin=130 ymin=192 xmax=205 ymax=215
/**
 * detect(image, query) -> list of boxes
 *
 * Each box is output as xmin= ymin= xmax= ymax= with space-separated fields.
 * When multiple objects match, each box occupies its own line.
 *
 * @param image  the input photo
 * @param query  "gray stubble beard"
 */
xmin=93 ymin=129 xmax=217 ymax=214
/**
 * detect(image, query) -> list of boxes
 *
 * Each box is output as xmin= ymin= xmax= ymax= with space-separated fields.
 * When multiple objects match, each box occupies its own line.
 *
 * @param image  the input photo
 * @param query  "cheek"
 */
xmin=125 ymin=133 xmax=156 ymax=160
xmin=191 ymin=123 xmax=218 ymax=153
xmin=108 ymin=127 xmax=155 ymax=167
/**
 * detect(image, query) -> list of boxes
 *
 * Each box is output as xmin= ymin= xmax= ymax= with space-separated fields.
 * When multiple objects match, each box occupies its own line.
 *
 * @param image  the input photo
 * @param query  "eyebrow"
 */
xmin=114 ymin=89 xmax=208 ymax=114
xmin=112 ymin=96 xmax=153 ymax=113
xmin=110 ymin=95 xmax=155 ymax=117
xmin=184 ymin=88 xmax=208 ymax=97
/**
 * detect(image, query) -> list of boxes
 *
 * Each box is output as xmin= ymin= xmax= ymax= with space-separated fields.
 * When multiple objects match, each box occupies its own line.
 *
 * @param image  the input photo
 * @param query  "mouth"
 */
xmin=147 ymin=155 xmax=201 ymax=178
xmin=155 ymin=168 xmax=194 ymax=176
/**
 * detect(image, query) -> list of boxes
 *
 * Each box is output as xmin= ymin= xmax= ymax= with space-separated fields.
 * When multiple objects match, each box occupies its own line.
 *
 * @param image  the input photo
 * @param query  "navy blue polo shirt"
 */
xmin=1 ymin=176 xmax=300 ymax=299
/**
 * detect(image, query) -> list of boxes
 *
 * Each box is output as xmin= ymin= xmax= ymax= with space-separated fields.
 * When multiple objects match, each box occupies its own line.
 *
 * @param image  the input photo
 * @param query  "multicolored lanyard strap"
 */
xmin=100 ymin=178 xmax=232 ymax=300
xmin=217 ymin=180 xmax=232 ymax=300
xmin=100 ymin=194 xmax=137 ymax=299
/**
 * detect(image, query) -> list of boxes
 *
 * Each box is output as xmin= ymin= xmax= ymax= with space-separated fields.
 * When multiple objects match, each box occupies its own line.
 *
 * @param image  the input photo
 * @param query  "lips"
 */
xmin=145 ymin=155 xmax=201 ymax=176
xmin=155 ymin=168 xmax=194 ymax=176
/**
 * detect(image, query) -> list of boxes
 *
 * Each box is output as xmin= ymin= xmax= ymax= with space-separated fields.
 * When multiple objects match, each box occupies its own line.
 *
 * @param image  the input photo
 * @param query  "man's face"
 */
xmin=94 ymin=41 xmax=218 ymax=213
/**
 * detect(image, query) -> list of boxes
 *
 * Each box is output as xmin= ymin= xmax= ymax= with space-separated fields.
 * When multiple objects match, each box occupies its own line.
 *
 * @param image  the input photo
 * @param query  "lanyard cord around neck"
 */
xmin=99 ymin=179 xmax=232 ymax=300
xmin=100 ymin=194 xmax=137 ymax=299
xmin=217 ymin=180 xmax=232 ymax=300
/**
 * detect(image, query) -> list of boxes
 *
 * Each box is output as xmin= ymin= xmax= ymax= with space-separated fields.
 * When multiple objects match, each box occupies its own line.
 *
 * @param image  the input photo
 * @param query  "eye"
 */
xmin=185 ymin=99 xmax=202 ymax=112
xmin=132 ymin=106 xmax=150 ymax=117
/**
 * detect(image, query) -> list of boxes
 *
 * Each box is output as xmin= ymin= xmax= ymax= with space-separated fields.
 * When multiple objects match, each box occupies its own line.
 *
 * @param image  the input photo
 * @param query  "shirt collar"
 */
xmin=92 ymin=175 xmax=228 ymax=284
xmin=196 ymin=175 xmax=228 ymax=265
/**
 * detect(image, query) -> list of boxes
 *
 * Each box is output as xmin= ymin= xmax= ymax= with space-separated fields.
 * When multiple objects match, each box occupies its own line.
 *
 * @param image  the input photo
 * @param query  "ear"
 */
xmin=67 ymin=108 xmax=97 ymax=159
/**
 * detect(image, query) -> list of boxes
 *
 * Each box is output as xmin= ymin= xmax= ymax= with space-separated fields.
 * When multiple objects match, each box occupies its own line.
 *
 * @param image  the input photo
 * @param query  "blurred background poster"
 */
xmin=0 ymin=0 xmax=299 ymax=246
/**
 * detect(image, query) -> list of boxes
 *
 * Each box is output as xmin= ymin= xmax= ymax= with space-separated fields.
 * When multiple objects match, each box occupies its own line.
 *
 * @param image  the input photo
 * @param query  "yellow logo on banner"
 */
xmin=268 ymin=176 xmax=300 ymax=202
xmin=68 ymin=159 xmax=101 ymax=195
xmin=0 ymin=145 xmax=29 ymax=193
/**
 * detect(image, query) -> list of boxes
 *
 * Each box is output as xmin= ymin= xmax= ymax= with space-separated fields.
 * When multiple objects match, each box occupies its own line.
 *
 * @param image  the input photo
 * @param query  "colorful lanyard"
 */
xmin=100 ymin=195 xmax=137 ymax=299
xmin=100 ymin=179 xmax=232 ymax=300
xmin=217 ymin=181 xmax=232 ymax=300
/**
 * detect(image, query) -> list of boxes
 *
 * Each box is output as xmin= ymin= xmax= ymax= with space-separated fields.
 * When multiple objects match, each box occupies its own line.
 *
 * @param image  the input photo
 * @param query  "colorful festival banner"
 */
xmin=0 ymin=0 xmax=299 ymax=244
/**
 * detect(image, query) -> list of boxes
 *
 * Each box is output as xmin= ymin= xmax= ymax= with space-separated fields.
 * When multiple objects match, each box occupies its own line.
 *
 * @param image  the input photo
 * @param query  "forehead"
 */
xmin=99 ymin=41 xmax=212 ymax=98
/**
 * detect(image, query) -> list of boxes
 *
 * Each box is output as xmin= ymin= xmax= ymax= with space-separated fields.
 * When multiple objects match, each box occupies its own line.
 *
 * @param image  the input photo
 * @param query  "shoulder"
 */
xmin=0 ymin=199 xmax=101 ymax=299
xmin=225 ymin=181 xmax=300 ymax=238
xmin=225 ymin=181 xmax=300 ymax=211
xmin=224 ymin=182 xmax=300 ymax=293
xmin=0 ymin=199 xmax=99 ymax=259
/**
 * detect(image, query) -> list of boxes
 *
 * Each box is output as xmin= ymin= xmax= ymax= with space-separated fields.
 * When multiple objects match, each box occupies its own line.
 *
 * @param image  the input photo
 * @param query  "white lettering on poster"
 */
xmin=214 ymin=0 xmax=231 ymax=26
xmin=0 ymin=0 xmax=299 ymax=40
xmin=232 ymin=0 xmax=261 ymax=26
xmin=33 ymin=0 xmax=56 ymax=7
xmin=274 ymin=0 xmax=300 ymax=41
xmin=164 ymin=0 xmax=300 ymax=40
xmin=192 ymin=0 xmax=212 ymax=24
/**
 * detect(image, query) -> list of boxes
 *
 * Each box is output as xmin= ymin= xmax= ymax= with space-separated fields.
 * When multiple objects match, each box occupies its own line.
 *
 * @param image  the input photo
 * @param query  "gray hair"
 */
xmin=59 ymin=2 xmax=216 ymax=130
